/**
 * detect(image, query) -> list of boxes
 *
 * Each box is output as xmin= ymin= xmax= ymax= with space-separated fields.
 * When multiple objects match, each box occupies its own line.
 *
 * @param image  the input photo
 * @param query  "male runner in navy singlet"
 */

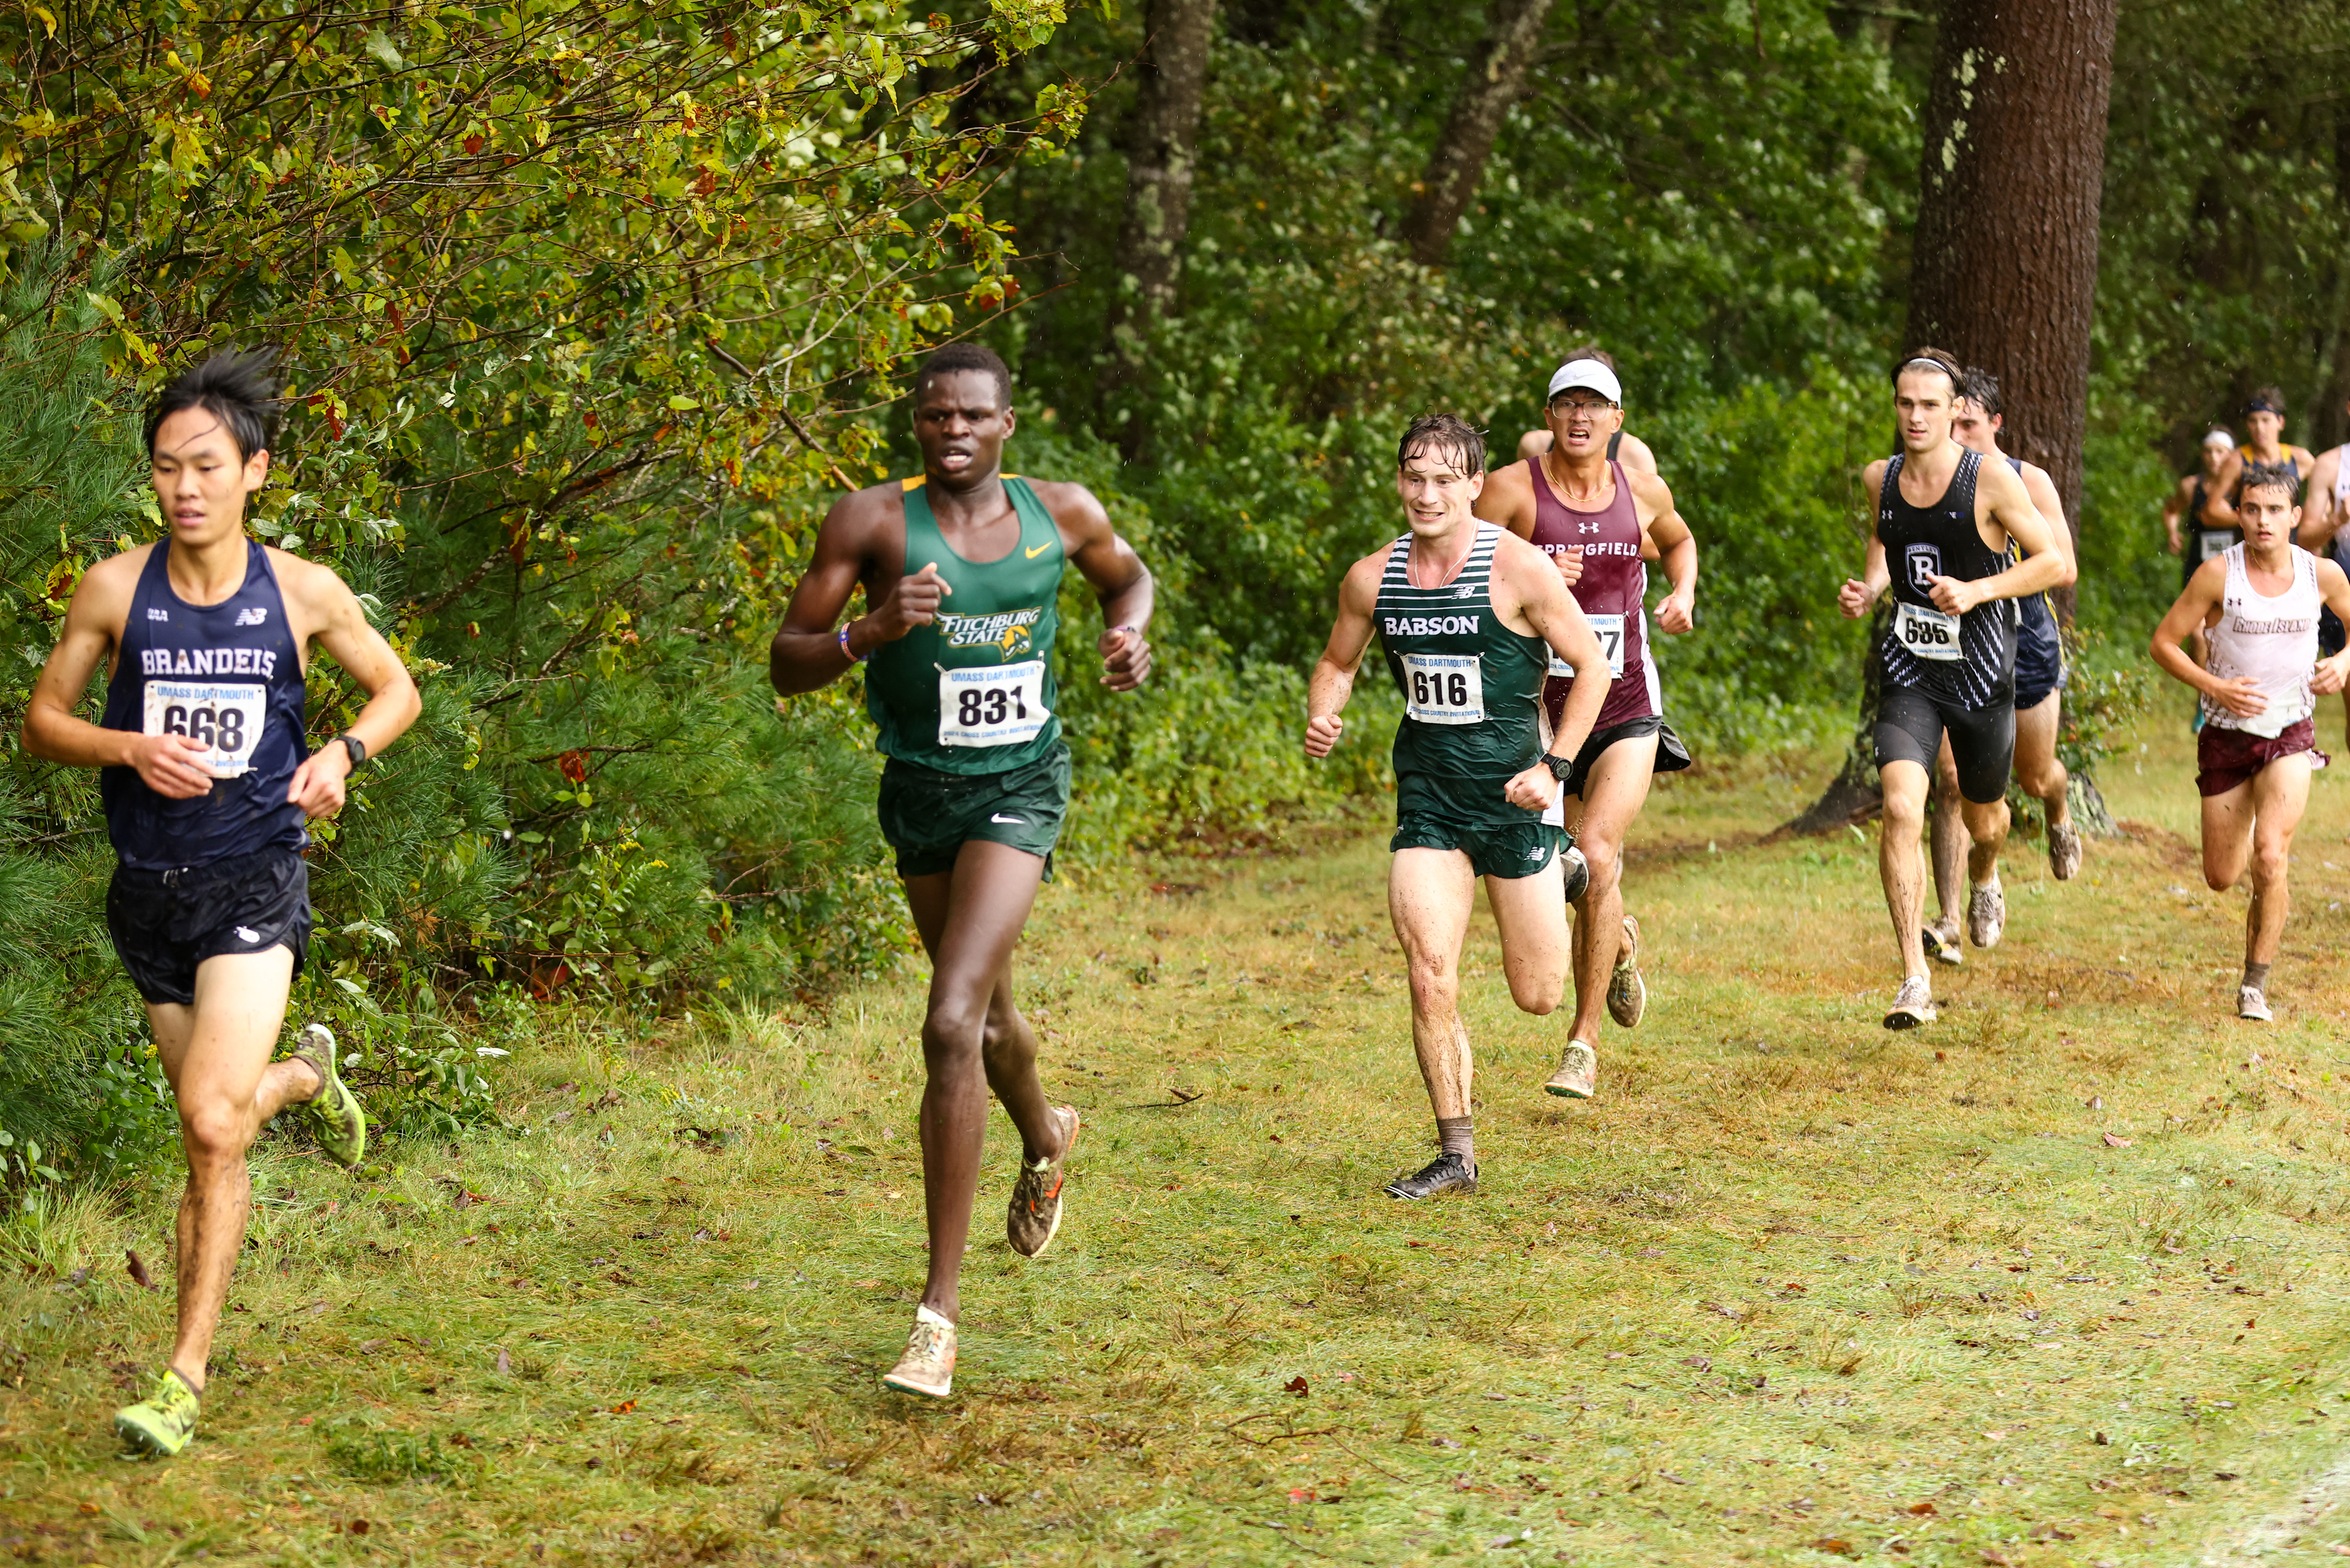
xmin=24 ymin=351 xmax=421 ymax=1455
xmin=1837 ymin=349 xmax=2070 ymax=1028
xmin=1477 ymin=354 xmax=1696 ymax=1102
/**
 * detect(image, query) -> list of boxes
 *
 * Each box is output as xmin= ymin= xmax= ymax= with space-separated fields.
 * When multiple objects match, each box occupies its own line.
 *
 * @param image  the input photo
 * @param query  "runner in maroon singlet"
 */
xmin=1477 ymin=356 xmax=1696 ymax=1102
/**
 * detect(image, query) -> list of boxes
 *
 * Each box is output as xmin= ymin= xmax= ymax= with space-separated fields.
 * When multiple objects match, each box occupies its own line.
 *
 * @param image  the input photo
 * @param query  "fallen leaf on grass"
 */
xmin=1906 ymin=1501 xmax=1938 ymax=1516
xmin=346 ymin=1519 xmax=371 ymax=1535
xmin=126 ymin=1249 xmax=153 ymax=1290
xmin=1681 ymin=1356 xmax=1712 ymax=1371
xmin=1809 ymin=1539 xmax=1859 ymax=1560
xmin=2102 ymin=1133 xmax=2133 ymax=1148
xmin=1283 ymin=1376 xmax=1309 ymax=1396
xmin=1287 ymin=1487 xmax=1316 ymax=1504
xmin=609 ymin=1400 xmax=637 ymax=1414
xmin=1982 ymin=1429 xmax=2008 ymax=1441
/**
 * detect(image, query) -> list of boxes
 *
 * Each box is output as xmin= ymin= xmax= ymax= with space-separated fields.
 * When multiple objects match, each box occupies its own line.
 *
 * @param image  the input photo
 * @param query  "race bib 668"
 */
xmin=143 ymin=680 xmax=268 ymax=776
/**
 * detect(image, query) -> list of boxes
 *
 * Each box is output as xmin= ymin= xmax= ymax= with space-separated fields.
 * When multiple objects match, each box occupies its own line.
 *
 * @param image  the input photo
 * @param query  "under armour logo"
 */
xmin=1578 ymin=522 xmax=1600 ymax=536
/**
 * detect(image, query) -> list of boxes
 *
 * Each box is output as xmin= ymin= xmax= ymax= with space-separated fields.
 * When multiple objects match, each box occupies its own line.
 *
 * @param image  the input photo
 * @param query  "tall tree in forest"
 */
xmin=1400 ymin=0 xmax=1556 ymax=266
xmin=1104 ymin=0 xmax=1219 ymax=436
xmin=1790 ymin=0 xmax=2120 ymax=834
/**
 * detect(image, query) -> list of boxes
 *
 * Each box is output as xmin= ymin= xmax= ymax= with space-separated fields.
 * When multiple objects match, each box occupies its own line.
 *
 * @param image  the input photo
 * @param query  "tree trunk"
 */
xmin=1906 ymin=0 xmax=2120 ymax=622
xmin=1102 ymin=0 xmax=1217 ymax=436
xmin=1790 ymin=0 xmax=2120 ymax=837
xmin=1399 ymin=0 xmax=1555 ymax=267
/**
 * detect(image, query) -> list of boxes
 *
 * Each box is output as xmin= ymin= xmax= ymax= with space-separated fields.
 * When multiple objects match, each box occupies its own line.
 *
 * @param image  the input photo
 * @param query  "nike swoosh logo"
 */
xmin=990 ymin=813 xmax=1026 ymax=825
xmin=1025 ymin=543 xmax=1051 ymax=558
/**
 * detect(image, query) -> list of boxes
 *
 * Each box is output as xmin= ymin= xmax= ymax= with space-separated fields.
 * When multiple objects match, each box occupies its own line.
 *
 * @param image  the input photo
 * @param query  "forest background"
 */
xmin=0 ymin=0 xmax=2342 ymax=1187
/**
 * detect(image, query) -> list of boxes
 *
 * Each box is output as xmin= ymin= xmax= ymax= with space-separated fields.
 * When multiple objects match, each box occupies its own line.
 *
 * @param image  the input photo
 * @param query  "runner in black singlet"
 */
xmin=2204 ymin=388 xmax=2317 ymax=534
xmin=2296 ymin=396 xmax=2350 ymax=745
xmin=24 ymin=351 xmax=422 ymax=1456
xmin=1837 ymin=349 xmax=2070 ymax=1029
xmin=1920 ymin=371 xmax=2084 ymax=962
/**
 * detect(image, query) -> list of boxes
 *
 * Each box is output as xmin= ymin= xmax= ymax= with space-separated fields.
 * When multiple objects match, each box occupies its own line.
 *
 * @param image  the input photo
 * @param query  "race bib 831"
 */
xmin=143 ymin=681 xmax=268 ymax=776
xmin=937 ymin=661 xmax=1050 ymax=748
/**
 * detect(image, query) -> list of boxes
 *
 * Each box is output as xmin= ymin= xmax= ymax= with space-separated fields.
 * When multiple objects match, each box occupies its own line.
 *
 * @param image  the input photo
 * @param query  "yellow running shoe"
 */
xmin=114 ymin=1367 xmax=201 ymax=1457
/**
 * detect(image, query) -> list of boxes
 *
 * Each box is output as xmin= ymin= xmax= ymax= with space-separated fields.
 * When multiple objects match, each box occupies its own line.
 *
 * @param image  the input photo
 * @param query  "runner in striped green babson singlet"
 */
xmin=768 ymin=344 xmax=1155 ymax=1401
xmin=1305 ymin=413 xmax=1612 ymax=1203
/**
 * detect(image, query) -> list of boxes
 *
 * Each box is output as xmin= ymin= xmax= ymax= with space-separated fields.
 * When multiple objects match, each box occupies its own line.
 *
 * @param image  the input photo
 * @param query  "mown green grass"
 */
xmin=9 ymin=704 xmax=2350 ymax=1565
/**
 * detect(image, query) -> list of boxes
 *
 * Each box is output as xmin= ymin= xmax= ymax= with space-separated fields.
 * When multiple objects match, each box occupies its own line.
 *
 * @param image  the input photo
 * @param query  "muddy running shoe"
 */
xmin=2048 ymin=820 xmax=2084 ymax=881
xmin=882 ymin=1306 xmax=957 ymax=1398
xmin=1966 ymin=879 xmax=2006 ymax=950
xmin=1007 ymin=1105 xmax=1078 ymax=1259
xmin=1560 ymin=842 xmax=1591 ymax=905
xmin=1384 ymin=1153 xmax=1478 ymax=1200
xmin=1883 ymin=975 xmax=1937 ymax=1030
xmin=2239 ymin=985 xmax=2273 ymax=1023
xmin=289 ymin=1024 xmax=366 ymax=1170
xmin=1921 ymin=920 xmax=1964 ymax=967
xmin=114 ymin=1367 xmax=201 ymax=1457
xmin=1543 ymin=1041 xmax=1598 ymax=1100
xmin=1606 ymin=915 xmax=1646 ymax=1028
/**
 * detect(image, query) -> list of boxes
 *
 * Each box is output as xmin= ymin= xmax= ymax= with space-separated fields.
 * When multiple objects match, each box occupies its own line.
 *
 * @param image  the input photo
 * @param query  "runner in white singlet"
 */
xmin=2151 ymin=463 xmax=2350 ymax=1022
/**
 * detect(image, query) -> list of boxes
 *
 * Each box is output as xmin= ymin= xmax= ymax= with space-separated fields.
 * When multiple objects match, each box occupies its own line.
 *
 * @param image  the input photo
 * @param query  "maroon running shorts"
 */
xmin=2195 ymin=717 xmax=2327 ymax=797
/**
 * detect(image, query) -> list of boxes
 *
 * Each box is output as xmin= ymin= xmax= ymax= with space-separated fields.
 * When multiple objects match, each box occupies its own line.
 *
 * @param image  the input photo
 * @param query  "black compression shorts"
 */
xmin=1875 ymin=685 xmax=2015 ymax=805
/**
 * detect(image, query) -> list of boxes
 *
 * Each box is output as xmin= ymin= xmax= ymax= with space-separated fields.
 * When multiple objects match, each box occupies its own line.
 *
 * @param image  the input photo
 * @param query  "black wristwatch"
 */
xmin=1541 ymin=752 xmax=1573 ymax=782
xmin=336 ymin=734 xmax=368 ymax=772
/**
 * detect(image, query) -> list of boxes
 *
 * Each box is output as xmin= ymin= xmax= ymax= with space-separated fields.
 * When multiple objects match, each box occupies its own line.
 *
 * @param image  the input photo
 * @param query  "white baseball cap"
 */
xmin=2202 ymin=428 xmax=2235 ymax=450
xmin=1546 ymin=358 xmax=1623 ymax=405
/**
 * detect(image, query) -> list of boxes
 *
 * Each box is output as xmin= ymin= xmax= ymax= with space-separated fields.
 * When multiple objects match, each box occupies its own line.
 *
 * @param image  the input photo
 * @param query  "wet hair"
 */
xmin=1555 ymin=344 xmax=1616 ymax=371
xmin=1891 ymin=346 xmax=1964 ymax=397
xmin=2239 ymin=461 xmax=2299 ymax=503
xmin=145 ymin=347 xmax=282 ymax=461
xmin=1396 ymin=413 xmax=1486 ymax=478
xmin=914 ymin=342 xmax=1012 ymax=407
xmin=2243 ymin=386 xmax=2286 ymax=417
xmin=1959 ymin=367 xmax=2002 ymax=419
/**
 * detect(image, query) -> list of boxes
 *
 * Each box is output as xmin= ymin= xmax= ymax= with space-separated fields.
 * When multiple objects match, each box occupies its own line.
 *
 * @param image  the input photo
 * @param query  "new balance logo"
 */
xmin=990 ymin=813 xmax=1026 ymax=825
xmin=234 ymin=606 xmax=269 ymax=627
xmin=147 ymin=608 xmax=169 ymax=622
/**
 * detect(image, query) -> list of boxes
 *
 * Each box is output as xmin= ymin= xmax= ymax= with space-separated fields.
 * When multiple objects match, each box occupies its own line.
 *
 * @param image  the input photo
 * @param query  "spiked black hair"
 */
xmin=144 ymin=347 xmax=283 ymax=461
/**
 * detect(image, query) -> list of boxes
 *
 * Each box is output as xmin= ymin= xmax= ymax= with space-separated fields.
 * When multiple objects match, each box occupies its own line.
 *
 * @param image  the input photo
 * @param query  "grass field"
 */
xmin=13 ymin=702 xmax=2350 ymax=1565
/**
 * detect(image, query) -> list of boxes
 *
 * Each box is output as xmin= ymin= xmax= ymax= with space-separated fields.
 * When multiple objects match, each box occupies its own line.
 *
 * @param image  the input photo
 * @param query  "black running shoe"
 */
xmin=1384 ymin=1153 xmax=1478 ymax=1200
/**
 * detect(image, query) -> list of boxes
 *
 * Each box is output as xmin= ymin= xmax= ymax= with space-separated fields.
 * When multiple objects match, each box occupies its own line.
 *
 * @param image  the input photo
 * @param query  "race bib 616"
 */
xmin=143 ymin=681 xmax=268 ymax=776
xmin=1894 ymin=600 xmax=1963 ymax=662
xmin=938 ymin=661 xmax=1050 ymax=748
xmin=1401 ymin=652 xmax=1485 ymax=725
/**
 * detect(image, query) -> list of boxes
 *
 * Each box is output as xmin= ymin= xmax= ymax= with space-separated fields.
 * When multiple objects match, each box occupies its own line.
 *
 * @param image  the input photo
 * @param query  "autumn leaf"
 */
xmin=1283 ymin=1376 xmax=1308 ymax=1396
xmin=126 ymin=1249 xmax=154 ymax=1290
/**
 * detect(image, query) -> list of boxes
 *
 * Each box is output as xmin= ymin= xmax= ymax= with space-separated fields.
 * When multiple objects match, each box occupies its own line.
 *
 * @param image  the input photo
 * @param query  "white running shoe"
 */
xmin=1921 ymin=920 xmax=1964 ymax=966
xmin=1966 ymin=879 xmax=2005 ymax=950
xmin=2048 ymin=820 xmax=2084 ymax=881
xmin=882 ymin=1306 xmax=957 ymax=1398
xmin=1543 ymin=1041 xmax=1598 ymax=1100
xmin=2238 ymin=985 xmax=2273 ymax=1023
xmin=1883 ymin=974 xmax=1936 ymax=1030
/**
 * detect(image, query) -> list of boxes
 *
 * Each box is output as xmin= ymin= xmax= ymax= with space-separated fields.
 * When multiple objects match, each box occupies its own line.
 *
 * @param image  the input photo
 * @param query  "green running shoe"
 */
xmin=114 ymin=1367 xmax=201 ymax=1457
xmin=290 ymin=1024 xmax=366 ymax=1169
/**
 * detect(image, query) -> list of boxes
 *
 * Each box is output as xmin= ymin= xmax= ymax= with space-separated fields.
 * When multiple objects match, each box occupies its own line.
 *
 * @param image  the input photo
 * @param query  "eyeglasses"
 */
xmin=1548 ymin=397 xmax=1619 ymax=415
